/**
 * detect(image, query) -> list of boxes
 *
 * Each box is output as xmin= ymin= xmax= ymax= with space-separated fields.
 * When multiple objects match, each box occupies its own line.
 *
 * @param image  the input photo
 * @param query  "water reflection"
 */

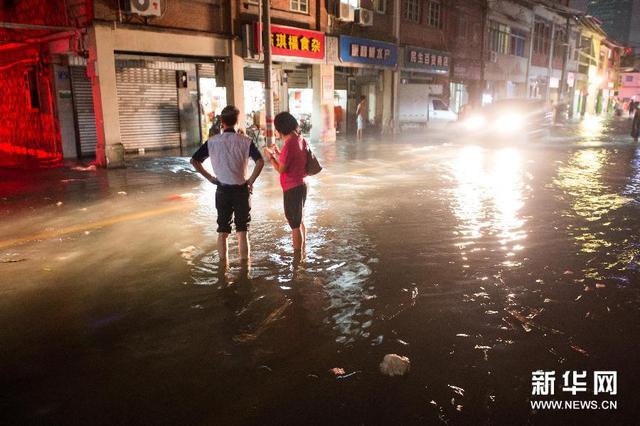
xmin=578 ymin=115 xmax=605 ymax=142
xmin=450 ymin=146 xmax=526 ymax=266
xmin=554 ymin=149 xmax=631 ymax=253
xmin=185 ymin=179 xmax=376 ymax=346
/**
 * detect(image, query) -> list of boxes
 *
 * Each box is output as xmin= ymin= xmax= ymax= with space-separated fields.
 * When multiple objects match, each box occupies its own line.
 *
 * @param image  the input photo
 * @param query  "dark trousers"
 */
xmin=216 ymin=184 xmax=251 ymax=233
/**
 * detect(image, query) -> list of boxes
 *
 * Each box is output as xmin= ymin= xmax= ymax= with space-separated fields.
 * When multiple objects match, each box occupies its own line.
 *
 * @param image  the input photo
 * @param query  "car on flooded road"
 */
xmin=459 ymin=99 xmax=554 ymax=141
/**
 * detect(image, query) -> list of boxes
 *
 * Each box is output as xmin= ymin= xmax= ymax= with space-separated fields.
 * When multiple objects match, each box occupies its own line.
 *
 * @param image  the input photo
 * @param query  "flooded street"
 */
xmin=1 ymin=118 xmax=640 ymax=424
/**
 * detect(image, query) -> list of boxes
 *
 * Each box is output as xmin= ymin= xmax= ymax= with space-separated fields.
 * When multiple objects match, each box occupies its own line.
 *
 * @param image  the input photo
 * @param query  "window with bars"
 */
xmin=428 ymin=1 xmax=442 ymax=28
xmin=533 ymin=21 xmax=551 ymax=54
xmin=404 ymin=0 xmax=420 ymax=22
xmin=489 ymin=21 xmax=526 ymax=57
xmin=290 ymin=0 xmax=308 ymax=13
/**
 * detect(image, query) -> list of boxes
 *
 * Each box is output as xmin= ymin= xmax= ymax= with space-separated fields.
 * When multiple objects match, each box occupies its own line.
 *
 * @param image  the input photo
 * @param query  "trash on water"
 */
xmin=596 ymin=283 xmax=606 ymax=288
xmin=448 ymin=385 xmax=465 ymax=396
xmin=336 ymin=371 xmax=360 ymax=380
xmin=329 ymin=368 xmax=345 ymax=376
xmin=257 ymin=365 xmax=272 ymax=372
xmin=570 ymin=344 xmax=589 ymax=357
xmin=379 ymin=354 xmax=410 ymax=376
xmin=0 ymin=258 xmax=26 ymax=263
xmin=456 ymin=333 xmax=470 ymax=338
xmin=117 ymin=191 xmax=127 ymax=196
xmin=56 ymin=201 xmax=63 ymax=206
xmin=71 ymin=165 xmax=96 ymax=172
xmin=396 ymin=339 xmax=409 ymax=346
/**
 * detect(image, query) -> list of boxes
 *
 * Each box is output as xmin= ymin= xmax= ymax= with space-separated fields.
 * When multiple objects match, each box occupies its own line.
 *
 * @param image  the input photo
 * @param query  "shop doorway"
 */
xmin=197 ymin=64 xmax=226 ymax=141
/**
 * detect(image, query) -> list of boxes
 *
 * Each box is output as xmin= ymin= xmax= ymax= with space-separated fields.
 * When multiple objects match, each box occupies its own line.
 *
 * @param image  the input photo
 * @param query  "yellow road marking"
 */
xmin=0 ymin=202 xmax=195 ymax=250
xmin=0 ymin=150 xmax=433 ymax=251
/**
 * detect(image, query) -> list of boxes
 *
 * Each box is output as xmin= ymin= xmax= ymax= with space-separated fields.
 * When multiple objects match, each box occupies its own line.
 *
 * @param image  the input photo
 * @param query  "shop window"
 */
xmin=427 ymin=0 xmax=441 ymax=28
xmin=404 ymin=0 xmax=420 ymax=23
xmin=25 ymin=67 xmax=40 ymax=111
xmin=290 ymin=0 xmax=308 ymax=13
xmin=374 ymin=0 xmax=386 ymax=14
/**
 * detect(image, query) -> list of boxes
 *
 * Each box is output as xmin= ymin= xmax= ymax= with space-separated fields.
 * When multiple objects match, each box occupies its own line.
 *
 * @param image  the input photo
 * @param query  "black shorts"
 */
xmin=215 ymin=184 xmax=251 ymax=234
xmin=283 ymin=183 xmax=307 ymax=229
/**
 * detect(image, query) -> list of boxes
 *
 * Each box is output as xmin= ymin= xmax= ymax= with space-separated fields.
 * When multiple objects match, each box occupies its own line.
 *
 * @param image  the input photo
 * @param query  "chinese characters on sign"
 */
xmin=255 ymin=24 xmax=325 ymax=60
xmin=404 ymin=47 xmax=450 ymax=74
xmin=531 ymin=371 xmax=617 ymax=396
xmin=339 ymin=36 xmax=397 ymax=67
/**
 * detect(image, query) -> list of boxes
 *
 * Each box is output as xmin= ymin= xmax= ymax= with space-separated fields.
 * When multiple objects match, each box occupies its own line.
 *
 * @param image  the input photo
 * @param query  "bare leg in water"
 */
xmin=237 ymin=231 xmax=250 ymax=261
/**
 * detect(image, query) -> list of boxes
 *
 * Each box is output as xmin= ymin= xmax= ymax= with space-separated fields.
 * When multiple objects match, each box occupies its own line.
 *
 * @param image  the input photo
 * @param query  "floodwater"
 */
xmin=1 ymin=117 xmax=639 ymax=424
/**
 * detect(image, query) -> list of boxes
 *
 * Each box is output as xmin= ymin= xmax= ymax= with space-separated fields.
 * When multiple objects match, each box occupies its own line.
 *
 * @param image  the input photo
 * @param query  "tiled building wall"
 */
xmin=94 ymin=0 xmax=229 ymax=34
xmin=0 ymin=49 xmax=61 ymax=168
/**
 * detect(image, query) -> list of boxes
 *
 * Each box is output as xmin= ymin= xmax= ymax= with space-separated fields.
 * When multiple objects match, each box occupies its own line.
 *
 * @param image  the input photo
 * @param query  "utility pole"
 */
xmin=260 ymin=0 xmax=275 ymax=146
xmin=526 ymin=12 xmax=536 ymax=99
xmin=559 ymin=15 xmax=571 ymax=104
xmin=545 ymin=22 xmax=556 ymax=101
xmin=392 ymin=0 xmax=400 ymax=134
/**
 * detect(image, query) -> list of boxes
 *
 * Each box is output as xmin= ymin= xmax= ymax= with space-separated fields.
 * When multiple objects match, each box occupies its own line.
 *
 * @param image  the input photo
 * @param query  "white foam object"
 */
xmin=379 ymin=354 xmax=410 ymax=376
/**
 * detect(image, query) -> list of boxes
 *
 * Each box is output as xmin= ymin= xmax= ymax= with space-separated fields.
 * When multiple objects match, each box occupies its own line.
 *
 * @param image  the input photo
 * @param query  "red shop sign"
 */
xmin=255 ymin=23 xmax=325 ymax=60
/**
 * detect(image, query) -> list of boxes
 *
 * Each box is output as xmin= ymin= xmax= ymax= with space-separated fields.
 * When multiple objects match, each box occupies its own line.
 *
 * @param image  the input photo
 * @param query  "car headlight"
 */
xmin=496 ymin=113 xmax=524 ymax=133
xmin=464 ymin=114 xmax=485 ymax=131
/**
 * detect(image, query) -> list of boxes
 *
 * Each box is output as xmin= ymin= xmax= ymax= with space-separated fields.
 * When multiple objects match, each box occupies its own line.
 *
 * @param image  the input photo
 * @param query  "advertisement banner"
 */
xmin=338 ymin=36 xmax=397 ymax=67
xmin=255 ymin=24 xmax=325 ymax=61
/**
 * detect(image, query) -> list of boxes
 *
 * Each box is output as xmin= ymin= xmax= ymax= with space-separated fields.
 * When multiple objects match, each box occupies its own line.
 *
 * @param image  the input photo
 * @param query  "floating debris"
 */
xmin=448 ymin=384 xmax=465 ymax=397
xmin=0 ymin=258 xmax=26 ymax=263
xmin=380 ymin=354 xmax=410 ymax=376
xmin=71 ymin=165 xmax=96 ymax=172
xmin=117 ymin=191 xmax=127 ymax=195
xmin=570 ymin=344 xmax=589 ymax=357
xmin=329 ymin=368 xmax=345 ymax=376
xmin=336 ymin=371 xmax=360 ymax=380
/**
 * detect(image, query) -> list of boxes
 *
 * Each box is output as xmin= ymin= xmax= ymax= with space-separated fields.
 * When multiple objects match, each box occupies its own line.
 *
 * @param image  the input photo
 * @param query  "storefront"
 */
xmin=399 ymin=46 xmax=451 ymax=124
xmin=333 ymin=35 xmax=397 ymax=134
xmin=451 ymin=60 xmax=482 ymax=114
xmin=244 ymin=24 xmax=325 ymax=136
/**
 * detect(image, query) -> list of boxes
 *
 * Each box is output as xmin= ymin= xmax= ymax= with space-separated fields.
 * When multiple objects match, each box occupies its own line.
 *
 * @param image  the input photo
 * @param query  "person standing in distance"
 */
xmin=191 ymin=105 xmax=264 ymax=264
xmin=356 ymin=95 xmax=366 ymax=141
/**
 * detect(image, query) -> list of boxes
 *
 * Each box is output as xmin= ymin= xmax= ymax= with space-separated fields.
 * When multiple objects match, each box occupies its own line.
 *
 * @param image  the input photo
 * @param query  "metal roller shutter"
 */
xmin=287 ymin=68 xmax=310 ymax=88
xmin=116 ymin=67 xmax=180 ymax=151
xmin=244 ymin=67 xmax=265 ymax=82
xmin=197 ymin=63 xmax=216 ymax=79
xmin=70 ymin=66 xmax=97 ymax=157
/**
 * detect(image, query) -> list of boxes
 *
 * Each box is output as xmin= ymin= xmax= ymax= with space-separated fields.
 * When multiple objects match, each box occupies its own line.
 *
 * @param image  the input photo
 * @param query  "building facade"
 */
xmin=0 ymin=0 xmax=627 ymax=169
xmin=584 ymin=0 xmax=640 ymax=66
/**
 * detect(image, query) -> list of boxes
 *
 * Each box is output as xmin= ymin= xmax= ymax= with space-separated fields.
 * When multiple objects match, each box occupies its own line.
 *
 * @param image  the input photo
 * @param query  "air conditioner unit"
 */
xmin=355 ymin=8 xmax=374 ymax=26
xmin=489 ymin=51 xmax=498 ymax=63
xmin=126 ymin=0 xmax=162 ymax=17
xmin=337 ymin=3 xmax=355 ymax=22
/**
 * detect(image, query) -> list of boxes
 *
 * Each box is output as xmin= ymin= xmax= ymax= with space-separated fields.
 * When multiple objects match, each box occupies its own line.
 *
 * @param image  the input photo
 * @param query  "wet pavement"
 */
xmin=1 ymin=117 xmax=640 ymax=424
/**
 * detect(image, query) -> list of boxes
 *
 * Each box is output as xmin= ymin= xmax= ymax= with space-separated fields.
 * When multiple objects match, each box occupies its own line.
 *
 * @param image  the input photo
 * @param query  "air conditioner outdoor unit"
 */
xmin=355 ymin=8 xmax=374 ymax=26
xmin=489 ymin=51 xmax=498 ymax=63
xmin=337 ymin=3 xmax=355 ymax=22
xmin=126 ymin=0 xmax=162 ymax=17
